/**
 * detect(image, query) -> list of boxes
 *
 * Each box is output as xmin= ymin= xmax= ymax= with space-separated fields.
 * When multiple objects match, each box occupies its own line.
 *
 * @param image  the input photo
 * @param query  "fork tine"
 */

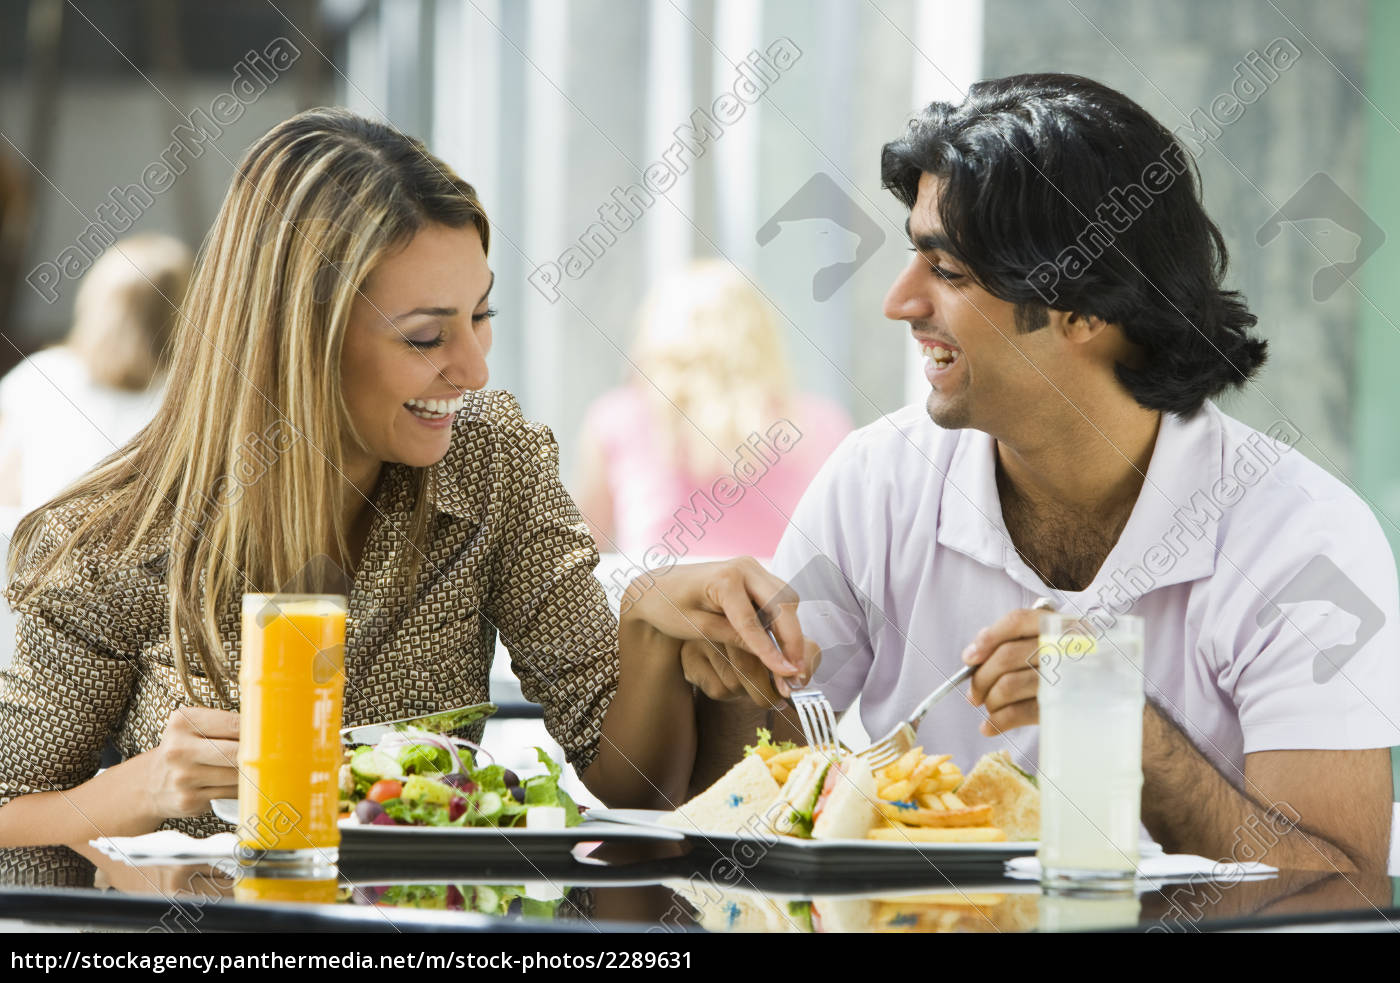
xmin=793 ymin=690 xmax=837 ymax=751
xmin=815 ymin=698 xmax=840 ymax=751
xmin=861 ymin=741 xmax=899 ymax=769
xmin=792 ymin=696 xmax=818 ymax=749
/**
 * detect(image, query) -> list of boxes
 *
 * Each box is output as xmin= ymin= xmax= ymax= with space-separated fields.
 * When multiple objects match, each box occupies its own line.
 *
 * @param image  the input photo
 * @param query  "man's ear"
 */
xmin=1059 ymin=310 xmax=1113 ymax=345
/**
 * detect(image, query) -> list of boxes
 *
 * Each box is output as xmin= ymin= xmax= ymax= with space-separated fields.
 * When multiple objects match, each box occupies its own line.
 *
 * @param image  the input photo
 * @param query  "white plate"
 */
xmin=213 ymin=798 xmax=683 ymax=844
xmin=590 ymin=808 xmax=1037 ymax=874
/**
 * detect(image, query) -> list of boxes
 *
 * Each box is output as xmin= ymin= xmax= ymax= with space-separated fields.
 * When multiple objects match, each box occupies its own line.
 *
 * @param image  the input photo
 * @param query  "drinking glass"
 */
xmin=236 ymin=593 xmax=347 ymax=869
xmin=1036 ymin=612 xmax=1145 ymax=893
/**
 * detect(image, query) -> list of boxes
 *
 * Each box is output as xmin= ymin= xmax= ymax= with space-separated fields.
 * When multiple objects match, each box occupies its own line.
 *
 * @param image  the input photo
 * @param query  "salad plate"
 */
xmin=214 ymin=715 xmax=687 ymax=865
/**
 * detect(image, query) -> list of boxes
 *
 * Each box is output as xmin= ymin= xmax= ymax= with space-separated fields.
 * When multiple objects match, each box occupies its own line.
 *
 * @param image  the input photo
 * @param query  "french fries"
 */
xmin=871 ymin=747 xmax=1005 ymax=841
xmin=875 ymin=747 xmax=964 ymax=801
xmin=869 ymin=826 xmax=1007 ymax=843
xmin=761 ymin=747 xmax=806 ymax=785
xmin=877 ymin=800 xmax=993 ymax=828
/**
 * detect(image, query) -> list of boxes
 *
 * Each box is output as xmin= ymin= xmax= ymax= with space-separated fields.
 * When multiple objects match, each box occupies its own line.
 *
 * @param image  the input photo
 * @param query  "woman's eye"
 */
xmin=472 ymin=307 xmax=498 ymax=324
xmin=408 ymin=333 xmax=445 ymax=350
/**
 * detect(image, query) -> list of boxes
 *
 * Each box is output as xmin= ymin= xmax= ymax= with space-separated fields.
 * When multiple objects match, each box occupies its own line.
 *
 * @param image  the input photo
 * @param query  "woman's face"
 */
xmin=340 ymin=223 xmax=493 ymax=475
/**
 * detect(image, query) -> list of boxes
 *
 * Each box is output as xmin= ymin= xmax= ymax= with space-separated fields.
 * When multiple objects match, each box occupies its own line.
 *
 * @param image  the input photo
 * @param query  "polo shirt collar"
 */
xmin=936 ymin=403 xmax=1223 ymax=602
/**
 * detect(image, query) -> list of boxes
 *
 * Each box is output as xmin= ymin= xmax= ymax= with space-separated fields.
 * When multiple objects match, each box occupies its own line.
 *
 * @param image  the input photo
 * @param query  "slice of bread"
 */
xmin=955 ymin=751 xmax=1040 ymax=840
xmin=811 ymin=757 xmax=880 ymax=840
xmin=661 ymin=753 xmax=781 ymax=835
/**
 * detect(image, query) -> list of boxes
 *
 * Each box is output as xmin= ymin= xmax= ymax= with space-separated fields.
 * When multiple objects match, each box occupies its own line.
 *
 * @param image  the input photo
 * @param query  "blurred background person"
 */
xmin=0 ymin=233 xmax=192 ymax=522
xmin=574 ymin=260 xmax=852 ymax=560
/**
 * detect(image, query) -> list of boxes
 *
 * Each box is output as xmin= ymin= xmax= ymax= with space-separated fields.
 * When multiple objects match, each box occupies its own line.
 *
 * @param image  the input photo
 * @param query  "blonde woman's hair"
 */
xmin=631 ymin=260 xmax=793 ymax=477
xmin=66 ymin=233 xmax=192 ymax=391
xmin=9 ymin=108 xmax=490 ymax=702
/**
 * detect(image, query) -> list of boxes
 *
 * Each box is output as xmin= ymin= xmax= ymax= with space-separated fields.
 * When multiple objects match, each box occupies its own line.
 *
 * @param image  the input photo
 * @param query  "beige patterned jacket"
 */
xmin=1 ymin=391 xmax=619 ymax=837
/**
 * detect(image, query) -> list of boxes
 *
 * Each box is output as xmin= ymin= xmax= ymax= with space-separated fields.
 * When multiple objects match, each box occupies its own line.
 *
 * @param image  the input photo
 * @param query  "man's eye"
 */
xmin=907 ymin=247 xmax=964 ymax=282
xmin=472 ymin=307 xmax=498 ymax=324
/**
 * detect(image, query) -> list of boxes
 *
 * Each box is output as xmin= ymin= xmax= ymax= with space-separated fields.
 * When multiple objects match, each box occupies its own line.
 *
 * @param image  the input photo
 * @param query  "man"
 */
xmin=760 ymin=74 xmax=1398 ymax=871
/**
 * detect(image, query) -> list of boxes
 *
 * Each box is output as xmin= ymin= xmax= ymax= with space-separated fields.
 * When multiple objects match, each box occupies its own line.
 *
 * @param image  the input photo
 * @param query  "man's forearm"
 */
xmin=581 ymin=616 xmax=697 ymax=810
xmin=1141 ymin=703 xmax=1356 ymax=872
xmin=690 ymin=698 xmax=804 ymax=796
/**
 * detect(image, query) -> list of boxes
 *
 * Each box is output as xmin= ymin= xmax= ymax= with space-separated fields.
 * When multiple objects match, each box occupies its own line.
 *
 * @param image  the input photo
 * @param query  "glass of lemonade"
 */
xmin=1036 ymin=612 xmax=1145 ymax=893
xmin=237 ymin=593 xmax=347 ymax=871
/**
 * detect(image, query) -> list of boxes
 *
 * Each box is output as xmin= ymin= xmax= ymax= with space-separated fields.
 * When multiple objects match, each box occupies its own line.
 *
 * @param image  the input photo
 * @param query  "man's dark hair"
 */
xmin=881 ymin=73 xmax=1266 ymax=416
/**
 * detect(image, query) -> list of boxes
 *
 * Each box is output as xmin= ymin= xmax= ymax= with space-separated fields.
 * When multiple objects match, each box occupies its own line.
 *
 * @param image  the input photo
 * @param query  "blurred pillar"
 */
xmin=1355 ymin=0 xmax=1400 ymax=567
xmin=1353 ymin=0 xmax=1400 ymax=821
xmin=901 ymin=0 xmax=982 ymax=406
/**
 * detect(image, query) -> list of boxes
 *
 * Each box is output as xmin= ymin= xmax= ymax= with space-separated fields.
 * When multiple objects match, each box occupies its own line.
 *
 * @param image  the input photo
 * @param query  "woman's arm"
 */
xmin=0 ymin=532 xmax=241 ymax=847
xmin=0 ymin=755 xmax=162 ymax=847
xmin=0 ymin=704 xmax=241 ymax=848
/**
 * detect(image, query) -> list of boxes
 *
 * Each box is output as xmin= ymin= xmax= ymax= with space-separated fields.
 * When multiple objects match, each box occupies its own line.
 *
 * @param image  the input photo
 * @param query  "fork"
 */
xmin=766 ymin=621 xmax=840 ymax=753
xmin=791 ymin=689 xmax=841 ymax=752
xmin=856 ymin=665 xmax=975 ymax=769
xmin=858 ymin=597 xmax=1058 ymax=769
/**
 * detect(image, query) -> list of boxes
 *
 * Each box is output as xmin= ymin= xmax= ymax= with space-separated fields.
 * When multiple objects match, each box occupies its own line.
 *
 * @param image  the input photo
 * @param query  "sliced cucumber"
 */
xmin=350 ymin=748 xmax=404 ymax=783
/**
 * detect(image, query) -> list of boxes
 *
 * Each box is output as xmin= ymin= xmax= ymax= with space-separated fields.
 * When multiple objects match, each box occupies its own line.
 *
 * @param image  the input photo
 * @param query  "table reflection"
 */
xmin=0 ymin=842 xmax=1395 ymax=933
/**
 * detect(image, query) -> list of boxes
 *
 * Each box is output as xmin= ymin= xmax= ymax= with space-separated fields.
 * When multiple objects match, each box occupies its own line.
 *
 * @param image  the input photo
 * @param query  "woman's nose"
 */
xmin=883 ymin=260 xmax=934 ymax=323
xmin=445 ymin=326 xmax=490 ymax=392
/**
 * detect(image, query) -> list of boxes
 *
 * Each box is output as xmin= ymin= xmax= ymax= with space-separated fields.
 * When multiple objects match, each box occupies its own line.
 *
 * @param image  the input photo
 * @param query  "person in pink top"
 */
xmin=575 ymin=260 xmax=852 ymax=561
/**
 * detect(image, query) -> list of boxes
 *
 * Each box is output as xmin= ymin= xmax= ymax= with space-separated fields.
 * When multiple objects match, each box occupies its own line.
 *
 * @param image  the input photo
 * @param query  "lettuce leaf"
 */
xmin=519 ymin=748 xmax=581 ymax=826
xmin=744 ymin=728 xmax=798 ymax=758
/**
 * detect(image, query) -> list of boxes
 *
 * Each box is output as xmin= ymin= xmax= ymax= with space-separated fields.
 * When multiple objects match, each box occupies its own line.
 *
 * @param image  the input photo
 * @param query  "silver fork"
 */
xmin=856 ymin=665 xmax=975 ymax=769
xmin=791 ymin=689 xmax=840 ymax=752
xmin=762 ymin=623 xmax=840 ymax=752
xmin=858 ymin=597 xmax=1058 ymax=769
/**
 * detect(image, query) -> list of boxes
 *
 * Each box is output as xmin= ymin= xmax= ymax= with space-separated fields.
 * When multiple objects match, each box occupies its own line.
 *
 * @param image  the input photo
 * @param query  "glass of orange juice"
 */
xmin=234 ymin=874 xmax=340 ymax=906
xmin=237 ymin=593 xmax=347 ymax=869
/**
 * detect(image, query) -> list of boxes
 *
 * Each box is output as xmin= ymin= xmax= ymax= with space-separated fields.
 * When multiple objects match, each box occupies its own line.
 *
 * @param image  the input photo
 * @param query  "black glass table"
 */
xmin=1 ymin=836 xmax=1397 ymax=935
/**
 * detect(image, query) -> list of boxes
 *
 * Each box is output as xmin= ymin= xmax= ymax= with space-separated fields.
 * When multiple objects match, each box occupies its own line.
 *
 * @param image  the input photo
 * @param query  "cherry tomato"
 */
xmin=367 ymin=779 xmax=403 ymax=803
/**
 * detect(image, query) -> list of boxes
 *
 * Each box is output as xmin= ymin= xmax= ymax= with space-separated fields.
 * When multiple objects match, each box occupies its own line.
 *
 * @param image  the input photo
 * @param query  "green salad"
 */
xmin=358 ymin=883 xmax=567 ymax=919
xmin=341 ymin=729 xmax=582 ymax=829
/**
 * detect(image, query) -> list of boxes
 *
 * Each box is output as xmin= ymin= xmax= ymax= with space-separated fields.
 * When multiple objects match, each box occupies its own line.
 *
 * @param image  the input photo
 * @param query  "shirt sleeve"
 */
xmin=1 ymin=527 xmax=138 ymax=812
xmin=483 ymin=398 xmax=620 ymax=774
xmin=769 ymin=434 xmax=877 ymax=712
xmin=1212 ymin=492 xmax=1400 ymax=755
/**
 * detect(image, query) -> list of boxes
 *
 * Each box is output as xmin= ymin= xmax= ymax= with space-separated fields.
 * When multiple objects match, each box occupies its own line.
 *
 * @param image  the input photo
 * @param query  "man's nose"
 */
xmin=883 ymin=261 xmax=934 ymax=323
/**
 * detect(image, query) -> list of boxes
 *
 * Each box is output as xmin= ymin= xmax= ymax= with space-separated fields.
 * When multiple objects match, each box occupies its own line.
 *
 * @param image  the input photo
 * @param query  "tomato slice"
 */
xmin=367 ymin=779 xmax=404 ymax=803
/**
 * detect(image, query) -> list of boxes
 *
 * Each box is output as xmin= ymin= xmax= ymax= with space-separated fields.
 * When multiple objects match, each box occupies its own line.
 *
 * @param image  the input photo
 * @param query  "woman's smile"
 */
xmin=404 ymin=393 xmax=466 ymax=427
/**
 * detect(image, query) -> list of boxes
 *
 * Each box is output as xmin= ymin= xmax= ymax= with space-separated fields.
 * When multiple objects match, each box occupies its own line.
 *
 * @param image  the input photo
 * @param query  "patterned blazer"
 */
xmin=0 ymin=390 xmax=619 ymax=838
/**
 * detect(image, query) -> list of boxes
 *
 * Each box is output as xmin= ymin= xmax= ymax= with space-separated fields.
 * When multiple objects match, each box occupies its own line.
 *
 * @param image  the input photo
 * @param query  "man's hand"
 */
xmin=962 ymin=607 xmax=1042 ymax=736
xmin=679 ymin=637 xmax=822 ymax=707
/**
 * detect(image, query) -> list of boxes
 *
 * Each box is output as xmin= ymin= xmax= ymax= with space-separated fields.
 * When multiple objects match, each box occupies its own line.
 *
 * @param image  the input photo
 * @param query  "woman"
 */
xmin=576 ymin=260 xmax=852 ymax=559
xmin=0 ymin=109 xmax=813 ymax=846
xmin=0 ymin=233 xmax=191 ymax=518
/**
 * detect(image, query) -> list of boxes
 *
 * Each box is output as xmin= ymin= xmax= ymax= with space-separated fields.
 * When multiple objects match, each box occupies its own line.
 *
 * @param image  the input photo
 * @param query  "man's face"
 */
xmin=883 ymin=173 xmax=1061 ymax=435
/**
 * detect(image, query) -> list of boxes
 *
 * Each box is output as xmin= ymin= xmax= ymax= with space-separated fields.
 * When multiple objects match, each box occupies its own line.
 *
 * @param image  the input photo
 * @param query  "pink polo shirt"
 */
xmin=771 ymin=401 xmax=1400 ymax=787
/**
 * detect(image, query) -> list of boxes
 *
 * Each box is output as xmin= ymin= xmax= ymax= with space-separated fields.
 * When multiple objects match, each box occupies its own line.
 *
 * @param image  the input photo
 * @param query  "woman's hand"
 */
xmin=678 ymin=637 xmax=822 ymax=705
xmin=621 ymin=557 xmax=817 ymax=698
xmin=141 ymin=707 xmax=241 ymax=819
